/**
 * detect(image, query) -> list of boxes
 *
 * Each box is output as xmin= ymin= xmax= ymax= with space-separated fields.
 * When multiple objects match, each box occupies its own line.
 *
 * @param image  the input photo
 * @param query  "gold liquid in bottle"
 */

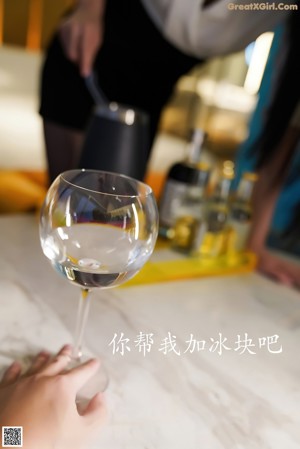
xmin=193 ymin=161 xmax=234 ymax=260
xmin=226 ymin=172 xmax=258 ymax=264
xmin=171 ymin=165 xmax=210 ymax=253
xmin=197 ymin=210 xmax=229 ymax=258
xmin=172 ymin=215 xmax=200 ymax=251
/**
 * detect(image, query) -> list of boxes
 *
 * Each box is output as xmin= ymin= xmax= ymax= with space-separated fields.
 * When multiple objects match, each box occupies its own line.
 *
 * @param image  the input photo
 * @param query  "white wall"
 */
xmin=0 ymin=45 xmax=46 ymax=170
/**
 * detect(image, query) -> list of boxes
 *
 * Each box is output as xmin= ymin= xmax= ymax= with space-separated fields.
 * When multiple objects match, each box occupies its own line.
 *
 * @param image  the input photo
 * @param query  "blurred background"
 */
xmin=0 ymin=0 xmax=273 ymax=212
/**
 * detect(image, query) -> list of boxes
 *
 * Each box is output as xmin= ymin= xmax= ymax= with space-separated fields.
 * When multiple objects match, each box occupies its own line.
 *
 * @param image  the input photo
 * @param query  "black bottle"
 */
xmin=158 ymin=128 xmax=208 ymax=235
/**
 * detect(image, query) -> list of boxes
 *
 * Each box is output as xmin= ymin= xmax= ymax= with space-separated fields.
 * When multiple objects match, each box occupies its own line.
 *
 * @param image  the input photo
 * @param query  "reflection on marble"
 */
xmin=0 ymin=214 xmax=300 ymax=449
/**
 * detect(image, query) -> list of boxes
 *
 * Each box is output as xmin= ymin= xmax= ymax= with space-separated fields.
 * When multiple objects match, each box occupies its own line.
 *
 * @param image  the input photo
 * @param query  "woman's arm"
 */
xmin=249 ymin=122 xmax=300 ymax=287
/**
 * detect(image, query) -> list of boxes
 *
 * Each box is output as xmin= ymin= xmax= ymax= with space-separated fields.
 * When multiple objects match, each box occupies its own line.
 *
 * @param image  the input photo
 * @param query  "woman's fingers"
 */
xmin=257 ymin=253 xmax=298 ymax=287
xmin=66 ymin=358 xmax=100 ymax=392
xmin=26 ymin=351 xmax=51 ymax=375
xmin=79 ymin=24 xmax=101 ymax=77
xmin=60 ymin=20 xmax=81 ymax=63
xmin=1 ymin=361 xmax=22 ymax=386
xmin=40 ymin=344 xmax=72 ymax=376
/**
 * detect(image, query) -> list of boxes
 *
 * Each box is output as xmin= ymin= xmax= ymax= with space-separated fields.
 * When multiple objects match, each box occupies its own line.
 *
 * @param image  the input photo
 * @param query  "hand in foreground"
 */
xmin=0 ymin=345 xmax=106 ymax=449
xmin=59 ymin=4 xmax=104 ymax=77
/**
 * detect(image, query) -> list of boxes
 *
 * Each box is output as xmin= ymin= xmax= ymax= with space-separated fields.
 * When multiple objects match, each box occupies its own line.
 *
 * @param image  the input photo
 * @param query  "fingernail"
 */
xmin=62 ymin=344 xmax=72 ymax=351
xmin=54 ymin=353 xmax=72 ymax=362
xmin=10 ymin=361 xmax=21 ymax=370
xmin=38 ymin=351 xmax=50 ymax=358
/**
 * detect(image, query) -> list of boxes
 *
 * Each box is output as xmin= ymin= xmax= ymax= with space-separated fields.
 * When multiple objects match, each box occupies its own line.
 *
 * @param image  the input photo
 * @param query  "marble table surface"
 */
xmin=0 ymin=213 xmax=300 ymax=449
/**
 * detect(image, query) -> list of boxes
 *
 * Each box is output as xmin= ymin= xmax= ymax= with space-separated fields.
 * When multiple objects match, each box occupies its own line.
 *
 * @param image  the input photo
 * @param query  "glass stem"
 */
xmin=73 ymin=288 xmax=91 ymax=360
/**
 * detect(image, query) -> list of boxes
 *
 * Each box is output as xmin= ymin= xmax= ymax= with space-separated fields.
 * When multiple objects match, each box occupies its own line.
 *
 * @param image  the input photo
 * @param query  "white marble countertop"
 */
xmin=0 ymin=213 xmax=300 ymax=449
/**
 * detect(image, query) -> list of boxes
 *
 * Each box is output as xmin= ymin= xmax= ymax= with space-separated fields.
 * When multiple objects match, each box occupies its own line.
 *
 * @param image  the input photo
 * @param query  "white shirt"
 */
xmin=141 ymin=0 xmax=294 ymax=57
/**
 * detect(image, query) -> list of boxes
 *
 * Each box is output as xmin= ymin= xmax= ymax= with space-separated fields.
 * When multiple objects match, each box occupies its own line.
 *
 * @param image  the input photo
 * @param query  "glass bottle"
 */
xmin=193 ymin=161 xmax=234 ymax=258
xmin=226 ymin=171 xmax=258 ymax=257
xmin=171 ymin=163 xmax=210 ymax=252
xmin=158 ymin=128 xmax=207 ymax=236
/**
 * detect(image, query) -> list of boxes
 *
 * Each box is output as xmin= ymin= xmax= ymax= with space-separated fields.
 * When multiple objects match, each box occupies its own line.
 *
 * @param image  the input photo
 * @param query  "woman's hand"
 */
xmin=59 ymin=0 xmax=106 ymax=77
xmin=0 ymin=345 xmax=106 ymax=449
xmin=255 ymin=248 xmax=300 ymax=288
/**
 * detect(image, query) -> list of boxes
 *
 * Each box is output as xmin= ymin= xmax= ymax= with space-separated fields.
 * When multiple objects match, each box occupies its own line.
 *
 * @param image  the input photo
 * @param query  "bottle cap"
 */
xmin=243 ymin=172 xmax=258 ymax=182
xmin=222 ymin=160 xmax=235 ymax=179
xmin=196 ymin=161 xmax=210 ymax=171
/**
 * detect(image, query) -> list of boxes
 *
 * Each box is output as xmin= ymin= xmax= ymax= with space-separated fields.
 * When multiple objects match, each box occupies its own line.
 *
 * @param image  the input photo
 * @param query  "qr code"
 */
xmin=2 ymin=427 xmax=23 ymax=447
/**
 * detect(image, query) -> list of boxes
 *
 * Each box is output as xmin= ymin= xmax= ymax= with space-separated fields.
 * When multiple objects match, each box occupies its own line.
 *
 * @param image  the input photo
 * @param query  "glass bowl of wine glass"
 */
xmin=39 ymin=169 xmax=158 ymax=397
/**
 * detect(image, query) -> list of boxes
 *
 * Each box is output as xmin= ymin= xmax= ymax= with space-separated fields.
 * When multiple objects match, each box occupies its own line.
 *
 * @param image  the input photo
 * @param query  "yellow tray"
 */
xmin=122 ymin=242 xmax=257 ymax=288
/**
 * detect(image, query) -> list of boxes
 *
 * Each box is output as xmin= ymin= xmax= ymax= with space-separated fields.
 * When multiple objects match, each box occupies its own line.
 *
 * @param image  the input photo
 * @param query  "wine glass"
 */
xmin=39 ymin=169 xmax=158 ymax=395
